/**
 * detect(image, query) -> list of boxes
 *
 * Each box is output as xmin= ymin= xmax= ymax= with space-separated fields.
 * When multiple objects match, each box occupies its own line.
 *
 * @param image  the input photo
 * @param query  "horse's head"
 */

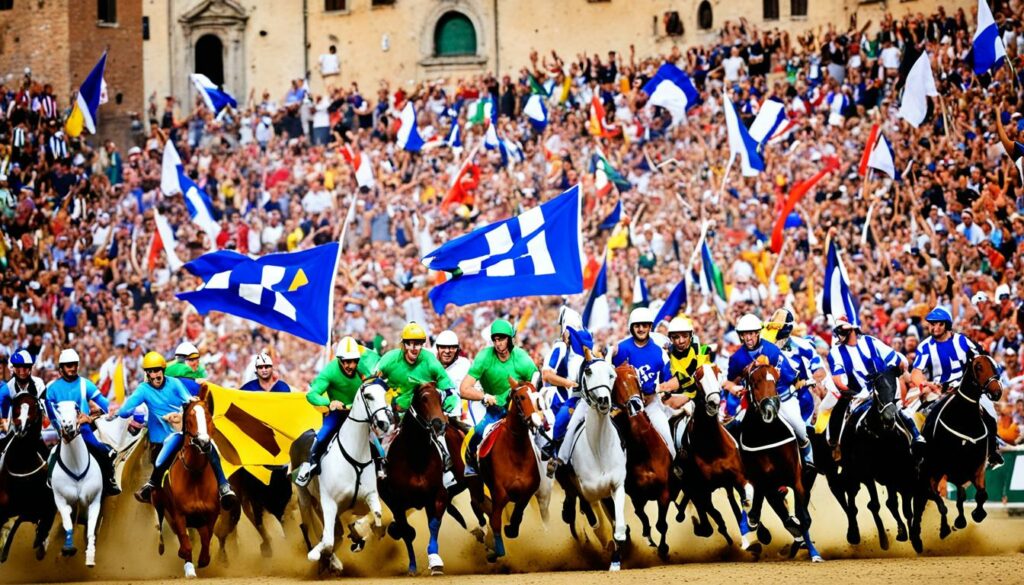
xmin=965 ymin=351 xmax=1003 ymax=402
xmin=411 ymin=381 xmax=447 ymax=438
xmin=868 ymin=365 xmax=901 ymax=428
xmin=54 ymin=400 xmax=82 ymax=443
xmin=507 ymin=377 xmax=546 ymax=431
xmin=695 ymin=364 xmax=723 ymax=418
xmin=356 ymin=377 xmax=394 ymax=436
xmin=744 ymin=361 xmax=781 ymax=424
xmin=611 ymin=362 xmax=644 ymax=417
xmin=579 ymin=347 xmax=614 ymax=415
xmin=182 ymin=389 xmax=215 ymax=453
xmin=11 ymin=393 xmax=41 ymax=437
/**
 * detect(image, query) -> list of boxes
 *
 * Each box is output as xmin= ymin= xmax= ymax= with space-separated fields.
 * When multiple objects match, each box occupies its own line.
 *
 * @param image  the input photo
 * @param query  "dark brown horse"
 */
xmin=379 ymin=382 xmax=465 ymax=575
xmin=467 ymin=378 xmax=545 ymax=562
xmin=0 ymin=393 xmax=55 ymax=563
xmin=610 ymin=362 xmax=673 ymax=559
xmin=739 ymin=361 xmax=822 ymax=562
xmin=152 ymin=386 xmax=220 ymax=578
xmin=912 ymin=352 xmax=1002 ymax=551
xmin=673 ymin=364 xmax=751 ymax=548
xmin=214 ymin=466 xmax=292 ymax=562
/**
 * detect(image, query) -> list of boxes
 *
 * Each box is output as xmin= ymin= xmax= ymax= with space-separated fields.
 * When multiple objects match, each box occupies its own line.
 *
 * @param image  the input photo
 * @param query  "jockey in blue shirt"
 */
xmin=543 ymin=307 xmax=586 ymax=461
xmin=611 ymin=307 xmax=674 ymax=453
xmin=45 ymin=348 xmax=121 ymax=496
xmin=910 ymin=306 xmax=1002 ymax=468
xmin=723 ymin=313 xmax=813 ymax=469
xmin=239 ymin=353 xmax=292 ymax=393
xmin=765 ymin=308 xmax=826 ymax=424
xmin=113 ymin=351 xmax=237 ymax=509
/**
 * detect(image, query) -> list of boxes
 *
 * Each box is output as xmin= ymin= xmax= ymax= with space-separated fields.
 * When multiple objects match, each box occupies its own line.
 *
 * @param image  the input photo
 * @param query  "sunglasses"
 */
xmin=403 ymin=341 xmax=424 ymax=348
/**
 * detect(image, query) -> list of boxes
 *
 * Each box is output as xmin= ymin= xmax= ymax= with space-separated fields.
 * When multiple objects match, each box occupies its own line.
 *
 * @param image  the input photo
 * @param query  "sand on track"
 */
xmin=1 ymin=444 xmax=1022 ymax=584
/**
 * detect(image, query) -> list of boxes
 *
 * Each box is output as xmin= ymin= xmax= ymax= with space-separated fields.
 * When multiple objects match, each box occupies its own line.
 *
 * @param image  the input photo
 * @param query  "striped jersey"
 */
xmin=828 ymin=335 xmax=904 ymax=396
xmin=780 ymin=335 xmax=824 ymax=382
xmin=911 ymin=333 xmax=979 ymax=385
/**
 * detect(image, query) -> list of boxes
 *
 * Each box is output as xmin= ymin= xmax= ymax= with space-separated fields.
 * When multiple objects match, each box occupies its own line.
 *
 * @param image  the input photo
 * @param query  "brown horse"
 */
xmin=0 ymin=393 xmax=55 ymax=563
xmin=912 ymin=351 xmax=1002 ymax=551
xmin=739 ymin=362 xmax=822 ymax=562
xmin=673 ymin=364 xmax=751 ymax=548
xmin=379 ymin=382 xmax=465 ymax=575
xmin=466 ymin=378 xmax=545 ymax=562
xmin=610 ymin=362 xmax=673 ymax=559
xmin=152 ymin=386 xmax=220 ymax=578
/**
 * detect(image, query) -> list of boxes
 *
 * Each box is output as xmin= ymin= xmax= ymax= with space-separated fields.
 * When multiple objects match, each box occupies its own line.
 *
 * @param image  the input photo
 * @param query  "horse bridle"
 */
xmin=406 ymin=386 xmax=446 ymax=437
xmin=970 ymin=354 xmax=1002 ymax=400
xmin=610 ymin=369 xmax=644 ymax=417
xmin=346 ymin=379 xmax=394 ymax=432
xmin=578 ymin=358 xmax=613 ymax=412
xmin=744 ymin=364 xmax=779 ymax=415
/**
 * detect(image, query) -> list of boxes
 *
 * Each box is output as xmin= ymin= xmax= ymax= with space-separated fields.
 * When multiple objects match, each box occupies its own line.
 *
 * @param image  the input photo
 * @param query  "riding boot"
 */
xmin=88 ymin=443 xmax=121 ymax=497
xmin=983 ymin=412 xmax=1005 ymax=469
xmin=898 ymin=411 xmax=926 ymax=457
xmin=294 ymin=437 xmax=327 ymax=487
xmin=464 ymin=431 xmax=483 ymax=477
xmin=799 ymin=439 xmax=815 ymax=472
xmin=136 ymin=455 xmax=170 ymax=503
xmin=435 ymin=438 xmax=457 ymax=488
xmin=540 ymin=437 xmax=561 ymax=461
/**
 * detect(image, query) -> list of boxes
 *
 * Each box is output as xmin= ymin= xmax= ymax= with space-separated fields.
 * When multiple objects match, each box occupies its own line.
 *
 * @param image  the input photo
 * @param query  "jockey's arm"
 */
xmin=541 ymin=368 xmax=577 ymax=390
xmin=831 ymin=374 xmax=849 ymax=393
xmin=656 ymin=376 xmax=680 ymax=394
xmin=459 ymin=374 xmax=496 ymax=406
xmin=909 ymin=367 xmax=938 ymax=393
xmin=812 ymin=368 xmax=826 ymax=384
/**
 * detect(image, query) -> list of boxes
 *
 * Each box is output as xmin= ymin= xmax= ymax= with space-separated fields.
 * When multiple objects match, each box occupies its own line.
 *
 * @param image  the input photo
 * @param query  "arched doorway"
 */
xmin=195 ymin=34 xmax=224 ymax=86
xmin=434 ymin=11 xmax=476 ymax=57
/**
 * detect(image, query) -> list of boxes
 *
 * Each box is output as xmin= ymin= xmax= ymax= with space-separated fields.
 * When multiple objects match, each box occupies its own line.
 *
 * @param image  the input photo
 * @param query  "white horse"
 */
xmin=561 ymin=354 xmax=628 ymax=570
xmin=302 ymin=379 xmax=393 ymax=573
xmin=50 ymin=401 xmax=103 ymax=567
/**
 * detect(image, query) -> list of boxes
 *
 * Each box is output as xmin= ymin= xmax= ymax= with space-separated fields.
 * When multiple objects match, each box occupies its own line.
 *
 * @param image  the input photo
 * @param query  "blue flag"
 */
xmin=566 ymin=326 xmax=595 ymax=356
xmin=582 ymin=259 xmax=610 ymax=331
xmin=422 ymin=185 xmax=584 ymax=313
xmin=176 ymin=243 xmax=340 ymax=344
xmin=191 ymin=74 xmax=237 ymax=116
xmin=822 ymin=239 xmax=860 ymax=328
xmin=598 ymin=199 xmax=622 ymax=230
xmin=973 ymin=0 xmax=1006 ymax=76
xmin=641 ymin=63 xmax=701 ymax=126
xmin=653 ymin=278 xmax=688 ymax=326
xmin=397 ymin=101 xmax=425 ymax=152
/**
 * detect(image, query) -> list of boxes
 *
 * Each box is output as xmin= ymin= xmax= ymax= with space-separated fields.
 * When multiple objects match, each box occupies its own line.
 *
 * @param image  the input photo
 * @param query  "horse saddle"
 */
xmin=669 ymin=412 xmax=691 ymax=456
xmin=477 ymin=419 xmax=507 ymax=460
xmin=739 ymin=417 xmax=796 ymax=452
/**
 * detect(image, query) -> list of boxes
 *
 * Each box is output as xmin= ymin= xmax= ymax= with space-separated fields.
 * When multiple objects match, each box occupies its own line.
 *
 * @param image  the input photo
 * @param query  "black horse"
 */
xmin=837 ymin=365 xmax=919 ymax=552
xmin=0 ymin=393 xmax=56 ymax=562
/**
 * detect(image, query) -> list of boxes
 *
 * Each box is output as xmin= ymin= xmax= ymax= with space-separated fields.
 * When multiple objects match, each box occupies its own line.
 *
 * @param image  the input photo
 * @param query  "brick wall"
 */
xmin=0 ymin=0 xmax=71 ymax=93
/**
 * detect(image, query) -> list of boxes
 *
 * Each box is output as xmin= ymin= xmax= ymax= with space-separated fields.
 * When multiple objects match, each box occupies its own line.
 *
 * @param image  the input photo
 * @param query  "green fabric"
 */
xmin=466 ymin=347 xmax=538 ymax=407
xmin=490 ymin=319 xmax=515 ymax=338
xmin=307 ymin=350 xmax=380 ymax=408
xmin=375 ymin=349 xmax=454 ymax=410
xmin=165 ymin=360 xmax=206 ymax=379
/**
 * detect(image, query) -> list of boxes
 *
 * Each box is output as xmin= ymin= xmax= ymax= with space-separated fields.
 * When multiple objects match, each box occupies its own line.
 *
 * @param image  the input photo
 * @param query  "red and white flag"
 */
xmin=148 ymin=208 xmax=183 ymax=272
xmin=340 ymin=145 xmax=375 ymax=189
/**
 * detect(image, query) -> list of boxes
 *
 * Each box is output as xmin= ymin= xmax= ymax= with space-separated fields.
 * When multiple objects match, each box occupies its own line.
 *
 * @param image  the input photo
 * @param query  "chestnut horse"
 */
xmin=911 ymin=352 xmax=1002 ymax=551
xmin=0 ymin=393 xmax=55 ymax=563
xmin=467 ymin=378 xmax=546 ymax=562
xmin=379 ymin=382 xmax=466 ymax=575
xmin=610 ymin=362 xmax=673 ymax=560
xmin=739 ymin=362 xmax=822 ymax=562
xmin=152 ymin=387 xmax=220 ymax=578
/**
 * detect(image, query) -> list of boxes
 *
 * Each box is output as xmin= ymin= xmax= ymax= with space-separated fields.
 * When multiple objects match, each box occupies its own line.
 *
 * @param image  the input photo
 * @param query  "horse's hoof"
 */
xmin=260 ymin=541 xmax=273 ymax=558
xmin=846 ymin=527 xmax=860 ymax=545
xmin=34 ymin=546 xmax=45 ymax=561
xmin=954 ymin=516 xmax=967 ymax=530
xmin=307 ymin=547 xmax=322 ymax=562
xmin=811 ymin=554 xmax=825 ymax=563
xmin=971 ymin=508 xmax=987 ymax=524
xmin=879 ymin=534 xmax=890 ymax=551
xmin=184 ymin=562 xmax=197 ymax=578
xmin=350 ymin=538 xmax=365 ymax=553
xmin=328 ymin=554 xmax=344 ymax=575
xmin=657 ymin=543 xmax=669 ymax=561
xmin=504 ymin=524 xmax=520 ymax=539
xmin=61 ymin=546 xmax=77 ymax=557
xmin=428 ymin=553 xmax=444 ymax=575
xmin=486 ymin=550 xmax=498 ymax=563
xmin=911 ymin=535 xmax=924 ymax=554
xmin=470 ymin=527 xmax=485 ymax=544
xmin=86 ymin=551 xmax=96 ymax=567
xmin=609 ymin=561 xmax=621 ymax=571
xmin=939 ymin=525 xmax=951 ymax=539
xmin=158 ymin=542 xmax=165 ymax=556
xmin=430 ymin=567 xmax=444 ymax=576
xmin=756 ymin=524 xmax=772 ymax=545
xmin=692 ymin=517 xmax=713 ymax=538
xmin=747 ymin=542 xmax=762 ymax=558
xmin=896 ymin=528 xmax=908 ymax=542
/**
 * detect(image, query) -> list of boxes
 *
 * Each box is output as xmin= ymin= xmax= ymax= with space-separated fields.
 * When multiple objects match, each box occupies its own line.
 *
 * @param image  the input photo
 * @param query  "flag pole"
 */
xmin=768 ymin=238 xmax=788 ymax=300
xmin=325 ymin=192 xmax=360 ymax=359
xmin=719 ymin=153 xmax=736 ymax=200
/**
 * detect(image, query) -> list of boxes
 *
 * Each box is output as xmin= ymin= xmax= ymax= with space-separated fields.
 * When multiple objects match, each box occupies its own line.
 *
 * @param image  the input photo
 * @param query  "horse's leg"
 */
xmin=885 ymin=488 xmax=908 ymax=542
xmin=674 ymin=491 xmax=690 ymax=522
xmin=726 ymin=486 xmax=749 ymax=548
xmin=196 ymin=520 xmax=213 ymax=569
xmin=295 ymin=487 xmax=316 ymax=552
xmin=690 ymin=489 xmax=715 ymax=538
xmin=426 ymin=499 xmax=445 ymax=575
xmin=559 ymin=476 xmax=580 ymax=541
xmin=245 ymin=496 xmax=273 ymax=558
xmin=170 ymin=512 xmax=195 ymax=578
xmin=84 ymin=499 xmax=100 ymax=567
xmin=792 ymin=482 xmax=822 ymax=563
xmin=745 ymin=491 xmax=765 ymax=557
xmin=307 ymin=491 xmax=337 ymax=564
xmin=0 ymin=517 xmax=19 ymax=563
xmin=610 ymin=485 xmax=626 ymax=571
xmin=930 ymin=479 xmax=952 ymax=539
xmin=655 ymin=489 xmax=671 ymax=560
xmin=954 ymin=485 xmax=968 ymax=530
xmin=505 ymin=498 xmax=529 ymax=539
xmin=864 ymin=481 xmax=889 ymax=551
xmin=487 ymin=489 xmax=507 ymax=562
xmin=364 ymin=489 xmax=386 ymax=539
xmin=704 ymin=493 xmax=732 ymax=549
xmin=910 ymin=481 xmax=928 ymax=553
xmin=764 ymin=488 xmax=801 ymax=541
xmin=843 ymin=475 xmax=862 ymax=545
xmin=54 ymin=496 xmax=77 ymax=557
xmin=971 ymin=466 xmax=989 ymax=524
xmin=632 ymin=495 xmax=655 ymax=546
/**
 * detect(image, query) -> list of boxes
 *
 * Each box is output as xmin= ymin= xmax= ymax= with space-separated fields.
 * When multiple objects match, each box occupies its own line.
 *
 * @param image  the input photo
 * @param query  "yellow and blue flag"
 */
xmin=65 ymin=52 xmax=107 ymax=138
xmin=176 ymin=243 xmax=340 ymax=344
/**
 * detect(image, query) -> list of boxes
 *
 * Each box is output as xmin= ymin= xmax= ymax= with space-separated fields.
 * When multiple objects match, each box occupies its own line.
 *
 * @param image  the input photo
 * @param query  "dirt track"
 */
xmin=1 ymin=448 xmax=1022 ymax=584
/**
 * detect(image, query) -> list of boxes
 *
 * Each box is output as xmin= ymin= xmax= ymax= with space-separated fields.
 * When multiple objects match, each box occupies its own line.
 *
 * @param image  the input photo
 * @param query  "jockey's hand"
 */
xmin=163 ymin=412 xmax=182 ymax=426
xmin=328 ymin=400 xmax=345 ymax=411
xmin=77 ymin=413 xmax=93 ymax=426
xmin=0 ymin=419 xmax=7 ymax=433
xmin=481 ymin=394 xmax=497 ymax=407
xmin=104 ymin=412 xmax=117 ymax=421
xmin=442 ymin=393 xmax=460 ymax=412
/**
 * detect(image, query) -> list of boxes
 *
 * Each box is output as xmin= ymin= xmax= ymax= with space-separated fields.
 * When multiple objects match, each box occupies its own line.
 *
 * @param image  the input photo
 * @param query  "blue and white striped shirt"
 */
xmin=912 ymin=333 xmax=979 ymax=385
xmin=828 ymin=335 xmax=904 ymax=396
xmin=781 ymin=336 xmax=824 ymax=382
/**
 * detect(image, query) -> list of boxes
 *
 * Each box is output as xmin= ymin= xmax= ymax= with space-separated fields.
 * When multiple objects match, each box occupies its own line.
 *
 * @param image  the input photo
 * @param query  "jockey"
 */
xmin=434 ymin=330 xmax=475 ymax=424
xmin=165 ymin=342 xmax=206 ymax=381
xmin=723 ymin=313 xmax=813 ymax=469
xmin=45 ymin=348 xmax=121 ymax=496
xmin=294 ymin=336 xmax=380 ymax=486
xmin=542 ymin=308 xmax=586 ymax=460
xmin=1 ymin=349 xmax=47 ymax=425
xmin=611 ymin=307 xmax=673 ymax=452
xmin=459 ymin=319 xmax=539 ymax=476
xmin=117 ymin=351 xmax=237 ymax=508
xmin=826 ymin=317 xmax=921 ymax=454
xmin=239 ymin=353 xmax=291 ymax=393
xmin=910 ymin=306 xmax=1002 ymax=467
xmin=656 ymin=316 xmax=712 ymax=409
xmin=765 ymin=308 xmax=825 ymax=425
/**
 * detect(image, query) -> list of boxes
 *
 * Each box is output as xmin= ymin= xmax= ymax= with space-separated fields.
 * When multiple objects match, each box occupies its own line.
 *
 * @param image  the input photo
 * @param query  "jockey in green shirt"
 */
xmin=460 ymin=318 xmax=539 ymax=476
xmin=294 ymin=336 xmax=380 ymax=486
xmin=165 ymin=342 xmax=206 ymax=380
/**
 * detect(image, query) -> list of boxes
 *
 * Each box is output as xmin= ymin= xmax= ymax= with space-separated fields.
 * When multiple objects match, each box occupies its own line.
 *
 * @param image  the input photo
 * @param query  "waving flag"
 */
xmin=769 ymin=155 xmax=841 ymax=253
xmin=598 ymin=199 xmax=622 ymax=230
xmin=179 ymin=168 xmax=222 ymax=242
xmin=641 ymin=63 xmax=701 ymax=127
xmin=592 ymin=150 xmax=630 ymax=196
xmin=723 ymin=95 xmax=765 ymax=176
xmin=523 ymin=94 xmax=549 ymax=132
xmin=632 ymin=275 xmax=650 ymax=308
xmin=748 ymin=98 xmax=787 ymax=146
xmin=445 ymin=120 xmax=463 ymax=151
xmin=566 ymin=326 xmax=596 ymax=356
xmin=589 ymin=96 xmax=619 ymax=137
xmin=65 ymin=53 xmax=107 ymax=137
xmin=582 ymin=258 xmax=610 ymax=332
xmin=974 ymin=0 xmax=1007 ymax=76
xmin=653 ymin=277 xmax=688 ymax=326
xmin=422 ymin=185 xmax=584 ymax=313
xmin=822 ymin=239 xmax=860 ymax=328
xmin=467 ymin=97 xmax=496 ymax=127
xmin=160 ymin=140 xmax=183 ymax=195
xmin=340 ymin=144 xmax=375 ymax=189
xmin=867 ymin=133 xmax=896 ymax=179
xmin=442 ymin=157 xmax=481 ymax=213
xmin=190 ymin=73 xmax=237 ymax=116
xmin=699 ymin=238 xmax=727 ymax=304
xmin=149 ymin=207 xmax=183 ymax=272
xmin=858 ymin=123 xmax=882 ymax=177
xmin=177 ymin=243 xmax=340 ymax=345
xmin=397 ymin=101 xmax=426 ymax=151
xmin=498 ymin=137 xmax=525 ymax=168
xmin=899 ymin=51 xmax=937 ymax=128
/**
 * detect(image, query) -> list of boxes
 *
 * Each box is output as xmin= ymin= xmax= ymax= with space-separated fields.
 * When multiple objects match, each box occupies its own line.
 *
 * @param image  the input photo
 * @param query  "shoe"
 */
xmin=540 ymin=441 xmax=556 ymax=461
xmin=442 ymin=470 xmax=457 ymax=489
xmin=988 ymin=451 xmax=1005 ymax=470
xmin=219 ymin=484 xmax=239 ymax=510
xmin=464 ymin=463 xmax=477 ymax=478
xmin=801 ymin=457 xmax=816 ymax=474
xmin=294 ymin=461 xmax=315 ymax=487
xmin=135 ymin=481 xmax=155 ymax=503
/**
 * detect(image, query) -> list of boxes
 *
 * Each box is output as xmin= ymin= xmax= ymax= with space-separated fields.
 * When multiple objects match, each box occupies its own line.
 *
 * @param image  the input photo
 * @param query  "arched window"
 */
xmin=195 ymin=34 xmax=225 ymax=87
xmin=434 ymin=12 xmax=476 ymax=57
xmin=697 ymin=1 xmax=713 ymax=31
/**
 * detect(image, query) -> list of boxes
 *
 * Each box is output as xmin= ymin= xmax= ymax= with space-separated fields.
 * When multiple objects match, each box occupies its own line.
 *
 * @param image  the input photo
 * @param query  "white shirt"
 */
xmin=319 ymin=52 xmax=340 ymax=76
xmin=312 ymin=97 xmax=331 ymax=129
xmin=956 ymin=222 xmax=986 ymax=246
xmin=880 ymin=46 xmax=901 ymax=69
xmin=722 ymin=56 xmax=745 ymax=82
xmin=302 ymin=189 xmax=334 ymax=214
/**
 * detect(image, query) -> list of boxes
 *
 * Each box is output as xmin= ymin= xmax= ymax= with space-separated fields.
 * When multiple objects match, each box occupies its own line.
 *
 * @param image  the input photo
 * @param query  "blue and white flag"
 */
xmin=723 ymin=95 xmax=765 ymax=177
xmin=641 ymin=63 xmax=701 ymax=127
xmin=598 ymin=199 xmax=622 ymax=230
xmin=566 ymin=326 xmax=596 ymax=356
xmin=632 ymin=275 xmax=650 ymax=308
xmin=445 ymin=120 xmax=462 ymax=151
xmin=748 ymin=98 xmax=787 ymax=146
xmin=867 ymin=133 xmax=896 ymax=180
xmin=582 ymin=259 xmax=610 ymax=332
xmin=190 ymin=74 xmax=237 ymax=116
xmin=160 ymin=140 xmax=183 ymax=196
xmin=974 ymin=0 xmax=1006 ymax=76
xmin=523 ymin=94 xmax=548 ymax=132
xmin=422 ymin=185 xmax=584 ymax=313
xmin=178 ymin=168 xmax=221 ymax=242
xmin=498 ymin=137 xmax=525 ymax=168
xmin=397 ymin=101 xmax=425 ymax=152
xmin=653 ymin=277 xmax=688 ymax=326
xmin=822 ymin=239 xmax=860 ymax=328
xmin=177 ymin=243 xmax=340 ymax=345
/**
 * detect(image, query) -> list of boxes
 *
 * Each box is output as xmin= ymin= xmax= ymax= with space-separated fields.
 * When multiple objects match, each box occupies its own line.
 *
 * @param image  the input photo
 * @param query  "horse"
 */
xmin=556 ymin=349 xmax=628 ymax=571
xmin=609 ymin=361 xmax=673 ymax=560
xmin=379 ymin=381 xmax=465 ymax=575
xmin=465 ymin=378 xmax=547 ymax=562
xmin=836 ymin=365 xmax=918 ymax=551
xmin=911 ymin=351 xmax=1002 ymax=551
xmin=151 ymin=388 xmax=220 ymax=578
xmin=0 ymin=393 xmax=55 ymax=563
xmin=213 ymin=466 xmax=292 ymax=564
xmin=50 ymin=400 xmax=104 ymax=567
xmin=738 ymin=362 xmax=822 ymax=562
xmin=290 ymin=378 xmax=393 ymax=574
xmin=672 ymin=364 xmax=751 ymax=548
